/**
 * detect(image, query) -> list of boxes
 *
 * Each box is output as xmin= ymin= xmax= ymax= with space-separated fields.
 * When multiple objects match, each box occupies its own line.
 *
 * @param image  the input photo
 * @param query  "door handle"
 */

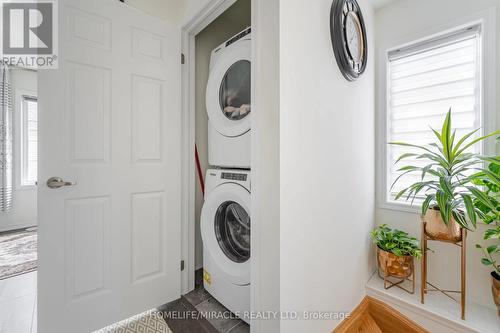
xmin=46 ymin=177 xmax=77 ymax=189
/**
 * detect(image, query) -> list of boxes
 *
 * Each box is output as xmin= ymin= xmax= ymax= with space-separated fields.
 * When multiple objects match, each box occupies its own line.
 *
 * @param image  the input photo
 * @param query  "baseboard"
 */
xmin=0 ymin=222 xmax=37 ymax=234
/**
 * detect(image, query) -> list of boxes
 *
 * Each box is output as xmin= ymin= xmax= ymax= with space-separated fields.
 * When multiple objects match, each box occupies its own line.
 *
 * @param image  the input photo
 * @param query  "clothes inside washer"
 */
xmin=214 ymin=201 xmax=250 ymax=263
xmin=226 ymin=203 xmax=250 ymax=252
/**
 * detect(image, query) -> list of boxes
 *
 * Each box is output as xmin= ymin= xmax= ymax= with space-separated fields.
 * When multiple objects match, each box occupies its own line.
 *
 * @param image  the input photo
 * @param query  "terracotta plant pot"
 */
xmin=422 ymin=207 xmax=462 ymax=242
xmin=377 ymin=247 xmax=413 ymax=278
xmin=492 ymin=272 xmax=500 ymax=317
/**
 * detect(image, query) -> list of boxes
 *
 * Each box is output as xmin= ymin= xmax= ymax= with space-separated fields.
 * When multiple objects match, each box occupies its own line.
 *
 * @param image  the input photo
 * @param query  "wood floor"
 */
xmin=333 ymin=296 xmax=428 ymax=333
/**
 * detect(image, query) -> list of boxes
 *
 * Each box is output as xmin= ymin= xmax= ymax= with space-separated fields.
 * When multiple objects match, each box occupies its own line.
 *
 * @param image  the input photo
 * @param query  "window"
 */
xmin=384 ymin=25 xmax=482 ymax=206
xmin=21 ymin=96 xmax=37 ymax=186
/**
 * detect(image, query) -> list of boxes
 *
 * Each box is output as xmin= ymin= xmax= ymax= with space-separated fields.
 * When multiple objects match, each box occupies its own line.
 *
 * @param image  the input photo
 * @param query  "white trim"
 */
xmin=376 ymin=9 xmax=496 ymax=213
xmin=180 ymin=0 xmax=238 ymax=295
xmin=480 ymin=10 xmax=496 ymax=155
xmin=366 ymin=272 xmax=499 ymax=333
xmin=249 ymin=0 xmax=280 ymax=331
xmin=366 ymin=287 xmax=478 ymax=332
xmin=14 ymin=89 xmax=38 ymax=191
xmin=387 ymin=25 xmax=480 ymax=60
xmin=20 ymin=96 xmax=37 ymax=187
xmin=182 ymin=0 xmax=238 ymax=37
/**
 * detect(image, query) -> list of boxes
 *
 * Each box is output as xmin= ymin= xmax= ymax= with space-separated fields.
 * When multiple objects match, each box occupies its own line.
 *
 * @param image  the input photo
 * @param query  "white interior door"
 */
xmin=37 ymin=0 xmax=181 ymax=331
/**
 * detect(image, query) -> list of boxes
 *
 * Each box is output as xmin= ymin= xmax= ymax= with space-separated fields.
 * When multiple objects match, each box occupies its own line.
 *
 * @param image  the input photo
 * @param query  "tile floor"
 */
xmin=162 ymin=269 xmax=249 ymax=333
xmin=194 ymin=297 xmax=249 ymax=333
xmin=0 ymin=271 xmax=37 ymax=333
xmin=189 ymin=269 xmax=249 ymax=332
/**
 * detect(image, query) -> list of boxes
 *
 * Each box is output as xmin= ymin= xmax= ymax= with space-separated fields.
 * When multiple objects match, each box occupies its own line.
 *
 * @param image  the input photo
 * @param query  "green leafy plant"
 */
xmin=371 ymin=224 xmax=422 ymax=259
xmin=390 ymin=109 xmax=500 ymax=230
xmin=472 ymin=161 xmax=500 ymax=224
xmin=474 ymin=160 xmax=500 ymax=275
xmin=476 ymin=237 xmax=499 ymax=275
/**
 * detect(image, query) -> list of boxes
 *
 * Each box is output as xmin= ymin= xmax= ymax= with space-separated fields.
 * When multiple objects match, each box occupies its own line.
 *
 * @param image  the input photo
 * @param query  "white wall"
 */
xmin=279 ymin=0 xmax=375 ymax=331
xmin=194 ymin=0 xmax=251 ymax=270
xmin=0 ymin=68 xmax=37 ymax=232
xmin=375 ymin=0 xmax=499 ymax=310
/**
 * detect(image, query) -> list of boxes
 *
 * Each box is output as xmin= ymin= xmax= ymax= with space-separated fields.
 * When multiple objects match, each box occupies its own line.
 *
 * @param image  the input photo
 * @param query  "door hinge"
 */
xmin=180 ymin=260 xmax=185 ymax=271
xmin=181 ymin=53 xmax=185 ymax=64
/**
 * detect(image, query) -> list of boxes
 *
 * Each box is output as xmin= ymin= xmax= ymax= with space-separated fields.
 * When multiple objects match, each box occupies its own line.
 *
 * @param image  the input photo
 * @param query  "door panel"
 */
xmin=38 ymin=0 xmax=181 ymax=332
xmin=131 ymin=191 xmax=165 ymax=283
xmin=131 ymin=75 xmax=164 ymax=162
xmin=65 ymin=196 xmax=110 ymax=300
xmin=68 ymin=62 xmax=111 ymax=163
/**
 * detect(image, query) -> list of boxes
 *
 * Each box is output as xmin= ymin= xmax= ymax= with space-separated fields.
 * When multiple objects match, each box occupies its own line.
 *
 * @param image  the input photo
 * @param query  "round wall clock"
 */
xmin=330 ymin=0 xmax=367 ymax=81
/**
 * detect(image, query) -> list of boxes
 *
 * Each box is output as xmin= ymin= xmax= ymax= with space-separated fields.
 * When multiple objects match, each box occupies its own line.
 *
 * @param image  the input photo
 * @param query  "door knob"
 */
xmin=46 ymin=177 xmax=77 ymax=189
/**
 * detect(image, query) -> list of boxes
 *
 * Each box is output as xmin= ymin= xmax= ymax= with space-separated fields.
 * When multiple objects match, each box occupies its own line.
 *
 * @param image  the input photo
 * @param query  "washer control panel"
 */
xmin=205 ymin=169 xmax=251 ymax=194
xmin=221 ymin=172 xmax=247 ymax=181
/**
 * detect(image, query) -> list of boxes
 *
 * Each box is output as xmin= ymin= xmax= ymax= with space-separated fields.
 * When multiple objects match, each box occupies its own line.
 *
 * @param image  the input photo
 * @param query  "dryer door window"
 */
xmin=219 ymin=60 xmax=251 ymax=121
xmin=214 ymin=201 xmax=250 ymax=263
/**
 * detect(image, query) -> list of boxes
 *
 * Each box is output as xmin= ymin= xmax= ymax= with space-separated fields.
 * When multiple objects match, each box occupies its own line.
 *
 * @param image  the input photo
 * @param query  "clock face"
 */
xmin=330 ymin=0 xmax=367 ymax=81
xmin=345 ymin=11 xmax=363 ymax=65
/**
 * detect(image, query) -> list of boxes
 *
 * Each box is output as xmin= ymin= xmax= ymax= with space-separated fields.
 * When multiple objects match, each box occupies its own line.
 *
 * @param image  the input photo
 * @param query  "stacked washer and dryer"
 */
xmin=200 ymin=27 xmax=251 ymax=323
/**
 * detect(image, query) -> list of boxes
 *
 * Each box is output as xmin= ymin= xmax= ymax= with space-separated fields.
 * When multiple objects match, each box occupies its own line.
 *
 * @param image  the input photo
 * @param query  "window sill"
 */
xmin=16 ymin=184 xmax=37 ymax=191
xmin=366 ymin=273 xmax=500 ymax=333
xmin=378 ymin=200 xmax=421 ymax=215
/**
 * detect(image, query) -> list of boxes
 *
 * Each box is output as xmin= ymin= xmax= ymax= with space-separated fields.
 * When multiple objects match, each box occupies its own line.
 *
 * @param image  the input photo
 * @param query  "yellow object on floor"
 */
xmin=203 ymin=269 xmax=211 ymax=286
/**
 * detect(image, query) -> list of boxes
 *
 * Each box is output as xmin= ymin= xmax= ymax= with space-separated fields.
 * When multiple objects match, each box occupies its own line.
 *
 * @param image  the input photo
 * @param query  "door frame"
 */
xmin=179 ymin=0 xmax=238 ymax=295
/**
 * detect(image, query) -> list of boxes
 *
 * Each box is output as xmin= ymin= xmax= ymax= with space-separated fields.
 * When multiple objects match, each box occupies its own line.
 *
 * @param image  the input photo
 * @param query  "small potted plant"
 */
xmin=474 ymin=161 xmax=500 ymax=316
xmin=390 ymin=110 xmax=500 ymax=241
xmin=476 ymin=229 xmax=499 ymax=316
xmin=371 ymin=224 xmax=422 ymax=293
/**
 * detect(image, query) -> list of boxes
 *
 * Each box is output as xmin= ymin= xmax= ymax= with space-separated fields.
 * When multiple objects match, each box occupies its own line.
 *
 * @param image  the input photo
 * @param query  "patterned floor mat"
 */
xmin=94 ymin=309 xmax=172 ymax=333
xmin=0 ymin=228 xmax=37 ymax=280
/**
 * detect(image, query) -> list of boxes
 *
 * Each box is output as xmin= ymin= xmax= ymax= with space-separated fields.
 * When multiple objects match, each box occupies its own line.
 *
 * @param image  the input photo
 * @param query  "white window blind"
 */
xmin=386 ymin=25 xmax=482 ymax=204
xmin=21 ymin=96 xmax=37 ymax=186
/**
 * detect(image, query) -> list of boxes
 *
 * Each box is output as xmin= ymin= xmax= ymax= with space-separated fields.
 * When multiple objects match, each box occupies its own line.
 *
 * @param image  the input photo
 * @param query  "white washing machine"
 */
xmin=206 ymin=27 xmax=251 ymax=168
xmin=201 ymin=169 xmax=250 ymax=323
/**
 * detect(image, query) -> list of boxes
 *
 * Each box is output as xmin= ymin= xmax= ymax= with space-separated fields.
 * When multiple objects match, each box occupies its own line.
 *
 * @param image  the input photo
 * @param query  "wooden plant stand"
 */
xmin=421 ymin=221 xmax=467 ymax=320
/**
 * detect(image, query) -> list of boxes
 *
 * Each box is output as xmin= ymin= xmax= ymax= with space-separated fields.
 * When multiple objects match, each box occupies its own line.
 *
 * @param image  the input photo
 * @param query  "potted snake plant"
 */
xmin=389 ymin=109 xmax=500 ymax=241
xmin=474 ymin=161 xmax=500 ymax=316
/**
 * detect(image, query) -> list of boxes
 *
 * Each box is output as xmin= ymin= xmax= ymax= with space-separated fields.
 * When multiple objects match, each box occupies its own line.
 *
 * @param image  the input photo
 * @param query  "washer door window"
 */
xmin=214 ymin=201 xmax=250 ymax=263
xmin=219 ymin=60 xmax=251 ymax=121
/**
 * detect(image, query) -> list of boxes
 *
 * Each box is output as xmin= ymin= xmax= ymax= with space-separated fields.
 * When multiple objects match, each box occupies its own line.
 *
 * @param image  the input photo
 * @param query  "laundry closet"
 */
xmin=193 ymin=0 xmax=251 ymax=325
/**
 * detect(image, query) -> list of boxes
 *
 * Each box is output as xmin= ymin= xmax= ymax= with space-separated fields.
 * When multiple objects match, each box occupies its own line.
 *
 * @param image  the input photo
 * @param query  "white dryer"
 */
xmin=206 ymin=27 xmax=251 ymax=168
xmin=201 ymin=169 xmax=250 ymax=323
